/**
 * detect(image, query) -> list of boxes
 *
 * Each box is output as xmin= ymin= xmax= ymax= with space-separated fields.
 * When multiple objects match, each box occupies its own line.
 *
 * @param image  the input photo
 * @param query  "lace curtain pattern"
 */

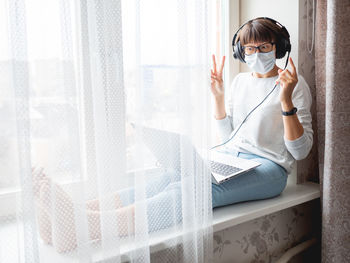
xmin=0 ymin=0 xmax=213 ymax=262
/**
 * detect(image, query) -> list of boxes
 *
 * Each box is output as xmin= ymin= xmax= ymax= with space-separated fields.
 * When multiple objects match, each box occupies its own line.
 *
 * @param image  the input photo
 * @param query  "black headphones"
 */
xmin=232 ymin=17 xmax=291 ymax=63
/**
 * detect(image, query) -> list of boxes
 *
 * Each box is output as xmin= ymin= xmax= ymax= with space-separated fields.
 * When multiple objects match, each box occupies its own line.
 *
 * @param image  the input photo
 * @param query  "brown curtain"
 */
xmin=315 ymin=0 xmax=350 ymax=262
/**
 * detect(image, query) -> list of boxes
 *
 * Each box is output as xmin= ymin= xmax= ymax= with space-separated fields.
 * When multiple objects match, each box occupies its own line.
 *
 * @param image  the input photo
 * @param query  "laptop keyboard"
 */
xmin=210 ymin=160 xmax=243 ymax=177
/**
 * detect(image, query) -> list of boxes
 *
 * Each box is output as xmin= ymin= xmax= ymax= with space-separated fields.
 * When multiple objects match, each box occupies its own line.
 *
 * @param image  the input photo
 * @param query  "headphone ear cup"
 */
xmin=276 ymin=37 xmax=291 ymax=59
xmin=233 ymin=41 xmax=245 ymax=63
xmin=233 ymin=44 xmax=238 ymax=59
xmin=275 ymin=39 xmax=283 ymax=59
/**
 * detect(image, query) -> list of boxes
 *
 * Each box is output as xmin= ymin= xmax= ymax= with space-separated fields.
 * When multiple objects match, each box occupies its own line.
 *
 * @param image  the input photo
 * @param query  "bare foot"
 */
xmin=40 ymin=182 xmax=77 ymax=253
xmin=32 ymin=168 xmax=53 ymax=245
xmin=32 ymin=167 xmax=49 ymax=199
xmin=36 ymin=184 xmax=52 ymax=245
xmin=114 ymin=205 xmax=135 ymax=237
xmin=37 ymin=178 xmax=135 ymax=253
xmin=86 ymin=193 xmax=124 ymax=211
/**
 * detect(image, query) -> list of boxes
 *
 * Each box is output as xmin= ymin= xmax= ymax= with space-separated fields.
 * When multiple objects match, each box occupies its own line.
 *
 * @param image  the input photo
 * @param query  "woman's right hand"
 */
xmin=210 ymin=54 xmax=226 ymax=99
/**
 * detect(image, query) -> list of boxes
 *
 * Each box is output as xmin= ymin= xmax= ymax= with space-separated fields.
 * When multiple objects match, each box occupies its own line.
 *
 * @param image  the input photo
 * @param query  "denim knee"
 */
xmin=211 ymin=155 xmax=288 ymax=208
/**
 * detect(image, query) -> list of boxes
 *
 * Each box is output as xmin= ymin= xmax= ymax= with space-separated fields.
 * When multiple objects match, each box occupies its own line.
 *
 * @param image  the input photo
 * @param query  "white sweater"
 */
xmin=215 ymin=72 xmax=313 ymax=173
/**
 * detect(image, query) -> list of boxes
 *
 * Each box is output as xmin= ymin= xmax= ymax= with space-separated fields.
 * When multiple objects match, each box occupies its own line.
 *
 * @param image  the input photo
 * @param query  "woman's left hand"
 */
xmin=276 ymin=57 xmax=298 ymax=103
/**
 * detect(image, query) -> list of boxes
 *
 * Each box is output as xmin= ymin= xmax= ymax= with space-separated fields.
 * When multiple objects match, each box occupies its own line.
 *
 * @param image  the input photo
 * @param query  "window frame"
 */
xmin=0 ymin=0 xmax=243 ymax=219
xmin=224 ymin=0 xmax=240 ymax=89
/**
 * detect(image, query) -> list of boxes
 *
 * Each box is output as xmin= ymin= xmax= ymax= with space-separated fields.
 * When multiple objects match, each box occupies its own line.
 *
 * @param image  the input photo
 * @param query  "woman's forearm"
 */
xmin=214 ymin=96 xmax=226 ymax=120
xmin=281 ymin=100 xmax=304 ymax=140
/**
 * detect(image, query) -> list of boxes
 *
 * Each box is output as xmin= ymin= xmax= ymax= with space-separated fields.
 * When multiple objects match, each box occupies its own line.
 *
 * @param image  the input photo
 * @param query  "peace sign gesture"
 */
xmin=210 ymin=55 xmax=226 ymax=98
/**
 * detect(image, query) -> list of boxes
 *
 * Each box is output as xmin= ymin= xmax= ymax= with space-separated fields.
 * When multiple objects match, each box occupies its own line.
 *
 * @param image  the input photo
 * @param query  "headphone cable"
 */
xmin=210 ymin=52 xmax=290 ymax=151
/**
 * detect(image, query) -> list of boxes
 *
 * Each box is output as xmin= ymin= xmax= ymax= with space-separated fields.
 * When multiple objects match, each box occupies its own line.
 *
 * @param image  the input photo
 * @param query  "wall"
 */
xmin=212 ymin=200 xmax=320 ymax=263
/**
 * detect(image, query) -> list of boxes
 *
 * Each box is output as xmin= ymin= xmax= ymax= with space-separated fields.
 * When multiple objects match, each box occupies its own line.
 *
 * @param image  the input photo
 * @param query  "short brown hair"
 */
xmin=237 ymin=18 xmax=290 ymax=59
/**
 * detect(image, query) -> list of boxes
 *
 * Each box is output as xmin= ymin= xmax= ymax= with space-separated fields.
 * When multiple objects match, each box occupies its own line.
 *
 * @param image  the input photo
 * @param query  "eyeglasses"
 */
xmin=243 ymin=42 xmax=275 ymax=56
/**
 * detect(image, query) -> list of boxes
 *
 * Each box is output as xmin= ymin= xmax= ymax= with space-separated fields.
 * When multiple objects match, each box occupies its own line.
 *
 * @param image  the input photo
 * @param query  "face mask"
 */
xmin=245 ymin=50 xmax=276 ymax=74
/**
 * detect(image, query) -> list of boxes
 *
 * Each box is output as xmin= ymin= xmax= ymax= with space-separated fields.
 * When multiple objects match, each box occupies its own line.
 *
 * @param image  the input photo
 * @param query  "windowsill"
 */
xmin=1 ymin=182 xmax=320 ymax=263
xmin=213 ymin=181 xmax=320 ymax=232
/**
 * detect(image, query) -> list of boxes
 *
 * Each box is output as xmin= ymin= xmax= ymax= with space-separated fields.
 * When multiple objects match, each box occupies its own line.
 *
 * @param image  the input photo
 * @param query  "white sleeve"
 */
xmin=215 ymin=115 xmax=233 ymax=142
xmin=284 ymin=75 xmax=314 ymax=160
xmin=214 ymin=77 xmax=236 ymax=142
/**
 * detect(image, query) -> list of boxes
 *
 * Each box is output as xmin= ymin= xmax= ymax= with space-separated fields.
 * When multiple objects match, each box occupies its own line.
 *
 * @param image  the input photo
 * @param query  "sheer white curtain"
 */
xmin=0 ymin=0 xmax=213 ymax=262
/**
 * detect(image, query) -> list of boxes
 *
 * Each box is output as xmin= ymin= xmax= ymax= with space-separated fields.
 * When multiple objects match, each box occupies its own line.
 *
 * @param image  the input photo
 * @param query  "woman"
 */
xmin=33 ymin=17 xmax=313 ymax=253
xmin=210 ymin=17 xmax=313 ymax=207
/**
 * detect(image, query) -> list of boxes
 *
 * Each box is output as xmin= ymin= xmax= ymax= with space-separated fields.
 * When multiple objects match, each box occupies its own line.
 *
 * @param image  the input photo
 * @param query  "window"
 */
xmin=0 ymin=0 xmax=226 ymax=214
xmin=0 ymin=0 xmax=83 ymax=218
xmin=123 ymin=0 xmax=227 ymax=168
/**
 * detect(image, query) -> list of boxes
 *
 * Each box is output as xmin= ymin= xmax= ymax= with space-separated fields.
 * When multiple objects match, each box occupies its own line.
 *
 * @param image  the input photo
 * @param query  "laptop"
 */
xmin=132 ymin=124 xmax=261 ymax=184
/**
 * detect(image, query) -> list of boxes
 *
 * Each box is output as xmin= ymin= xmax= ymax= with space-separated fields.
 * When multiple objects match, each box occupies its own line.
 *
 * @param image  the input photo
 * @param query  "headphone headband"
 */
xmin=232 ymin=17 xmax=291 ymax=63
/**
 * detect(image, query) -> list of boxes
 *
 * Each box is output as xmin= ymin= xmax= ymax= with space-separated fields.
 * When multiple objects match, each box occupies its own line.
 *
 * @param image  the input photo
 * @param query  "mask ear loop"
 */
xmin=210 ymin=50 xmax=291 ymax=151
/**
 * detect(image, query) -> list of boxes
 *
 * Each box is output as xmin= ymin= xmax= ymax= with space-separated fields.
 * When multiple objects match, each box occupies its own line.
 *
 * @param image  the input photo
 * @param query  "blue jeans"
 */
xmin=118 ymin=152 xmax=287 ymax=232
xmin=211 ymin=152 xmax=287 ymax=208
